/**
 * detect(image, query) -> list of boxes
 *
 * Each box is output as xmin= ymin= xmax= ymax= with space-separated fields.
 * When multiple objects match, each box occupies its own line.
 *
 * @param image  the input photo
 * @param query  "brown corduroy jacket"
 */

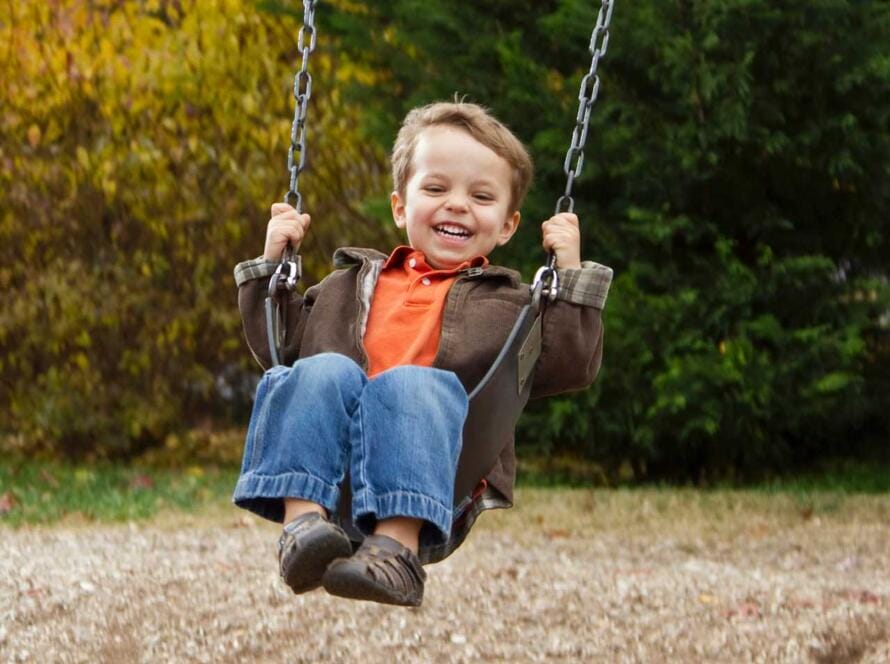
xmin=235 ymin=246 xmax=613 ymax=509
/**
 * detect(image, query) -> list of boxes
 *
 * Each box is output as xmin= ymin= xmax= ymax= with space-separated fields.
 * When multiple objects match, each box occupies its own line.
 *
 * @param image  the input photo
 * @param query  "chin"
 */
xmin=428 ymin=254 xmax=465 ymax=270
xmin=428 ymin=259 xmax=458 ymax=270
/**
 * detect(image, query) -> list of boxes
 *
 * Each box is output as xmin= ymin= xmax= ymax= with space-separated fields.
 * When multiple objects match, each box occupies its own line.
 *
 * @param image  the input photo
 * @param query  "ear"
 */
xmin=496 ymin=210 xmax=521 ymax=246
xmin=391 ymin=191 xmax=407 ymax=229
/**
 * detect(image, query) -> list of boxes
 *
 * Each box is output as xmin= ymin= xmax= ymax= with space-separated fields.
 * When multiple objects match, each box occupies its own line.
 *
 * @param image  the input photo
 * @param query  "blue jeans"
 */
xmin=233 ymin=353 xmax=468 ymax=545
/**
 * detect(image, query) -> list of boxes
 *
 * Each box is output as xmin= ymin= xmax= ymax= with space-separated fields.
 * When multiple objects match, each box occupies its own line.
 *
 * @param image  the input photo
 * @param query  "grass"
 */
xmin=1 ymin=458 xmax=887 ymax=528
xmin=754 ymin=462 xmax=890 ymax=494
xmin=516 ymin=456 xmax=890 ymax=493
xmin=0 ymin=461 xmax=239 ymax=527
xmin=485 ymin=486 xmax=890 ymax=543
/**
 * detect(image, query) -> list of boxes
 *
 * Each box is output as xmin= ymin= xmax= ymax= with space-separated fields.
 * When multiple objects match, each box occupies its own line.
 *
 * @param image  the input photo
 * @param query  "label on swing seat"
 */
xmin=517 ymin=314 xmax=543 ymax=394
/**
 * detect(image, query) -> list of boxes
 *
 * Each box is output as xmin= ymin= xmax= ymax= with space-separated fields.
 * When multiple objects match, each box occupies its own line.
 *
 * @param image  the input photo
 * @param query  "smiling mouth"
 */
xmin=434 ymin=223 xmax=471 ymax=239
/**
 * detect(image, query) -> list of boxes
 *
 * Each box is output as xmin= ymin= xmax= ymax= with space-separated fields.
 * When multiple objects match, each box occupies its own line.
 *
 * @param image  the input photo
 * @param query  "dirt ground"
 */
xmin=1 ymin=489 xmax=888 ymax=663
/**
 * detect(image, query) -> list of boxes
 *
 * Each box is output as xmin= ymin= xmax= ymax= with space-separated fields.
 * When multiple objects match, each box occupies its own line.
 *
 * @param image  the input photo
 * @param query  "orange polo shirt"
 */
xmin=363 ymin=246 xmax=487 ymax=377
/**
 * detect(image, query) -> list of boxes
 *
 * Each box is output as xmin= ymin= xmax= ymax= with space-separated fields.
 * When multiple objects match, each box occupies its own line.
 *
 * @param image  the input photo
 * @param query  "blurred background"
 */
xmin=1 ymin=0 xmax=887 ymax=503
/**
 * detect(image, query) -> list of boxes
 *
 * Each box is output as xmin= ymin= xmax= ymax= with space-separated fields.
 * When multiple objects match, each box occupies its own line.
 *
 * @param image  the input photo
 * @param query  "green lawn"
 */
xmin=0 ymin=461 xmax=239 ymax=526
xmin=1 ymin=459 xmax=887 ymax=527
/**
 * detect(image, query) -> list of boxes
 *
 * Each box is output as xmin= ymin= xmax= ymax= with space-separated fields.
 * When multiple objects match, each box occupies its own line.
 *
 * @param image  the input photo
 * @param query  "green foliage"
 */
xmin=754 ymin=460 xmax=890 ymax=494
xmin=322 ymin=0 xmax=890 ymax=479
xmin=1 ymin=1 xmax=887 ymax=479
xmin=0 ymin=0 xmax=395 ymax=457
xmin=0 ymin=460 xmax=238 ymax=526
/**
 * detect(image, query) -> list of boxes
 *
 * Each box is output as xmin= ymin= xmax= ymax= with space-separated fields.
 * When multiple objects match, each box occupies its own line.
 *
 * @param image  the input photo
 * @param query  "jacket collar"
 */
xmin=332 ymin=246 xmax=389 ymax=269
xmin=381 ymin=246 xmax=489 ymax=271
xmin=332 ymin=246 xmax=520 ymax=287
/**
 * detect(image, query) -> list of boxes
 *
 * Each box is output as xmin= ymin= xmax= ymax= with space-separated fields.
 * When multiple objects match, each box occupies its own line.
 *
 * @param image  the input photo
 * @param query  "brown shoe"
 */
xmin=278 ymin=512 xmax=353 ymax=594
xmin=321 ymin=534 xmax=426 ymax=607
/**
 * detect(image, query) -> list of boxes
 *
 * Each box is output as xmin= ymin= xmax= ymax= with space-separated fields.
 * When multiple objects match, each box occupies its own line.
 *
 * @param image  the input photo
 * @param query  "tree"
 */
xmin=320 ymin=0 xmax=890 ymax=479
xmin=0 ymin=0 xmax=394 ymax=457
xmin=2 ymin=0 xmax=886 ymax=478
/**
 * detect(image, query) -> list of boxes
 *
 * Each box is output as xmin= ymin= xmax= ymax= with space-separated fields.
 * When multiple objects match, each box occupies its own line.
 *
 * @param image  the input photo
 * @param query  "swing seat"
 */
xmin=454 ymin=295 xmax=542 ymax=506
xmin=264 ymin=0 xmax=613 ymax=562
xmin=333 ymin=288 xmax=545 ymax=562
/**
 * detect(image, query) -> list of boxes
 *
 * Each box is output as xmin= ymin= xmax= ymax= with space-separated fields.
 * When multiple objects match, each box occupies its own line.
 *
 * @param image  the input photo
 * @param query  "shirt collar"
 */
xmin=382 ymin=246 xmax=489 ymax=273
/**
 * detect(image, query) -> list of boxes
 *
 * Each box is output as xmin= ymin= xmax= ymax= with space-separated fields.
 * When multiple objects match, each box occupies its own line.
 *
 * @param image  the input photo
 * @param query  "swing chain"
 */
xmin=275 ymin=0 xmax=317 ymax=277
xmin=554 ymin=0 xmax=614 ymax=219
xmin=284 ymin=0 xmax=319 ymax=222
xmin=536 ymin=0 xmax=613 ymax=299
xmin=266 ymin=0 xmax=318 ymax=367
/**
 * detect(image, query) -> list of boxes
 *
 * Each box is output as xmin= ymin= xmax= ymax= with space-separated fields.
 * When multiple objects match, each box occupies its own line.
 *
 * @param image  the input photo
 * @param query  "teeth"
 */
xmin=436 ymin=224 xmax=470 ymax=237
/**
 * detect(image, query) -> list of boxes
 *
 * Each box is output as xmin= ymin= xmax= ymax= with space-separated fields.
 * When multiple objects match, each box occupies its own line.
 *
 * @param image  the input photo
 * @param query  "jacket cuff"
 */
xmin=233 ymin=256 xmax=278 ymax=288
xmin=556 ymin=261 xmax=613 ymax=309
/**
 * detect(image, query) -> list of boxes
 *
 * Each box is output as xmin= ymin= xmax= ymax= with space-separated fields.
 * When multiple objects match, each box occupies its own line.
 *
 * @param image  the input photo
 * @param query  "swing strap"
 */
xmin=453 ymin=282 xmax=546 ymax=504
xmin=264 ymin=256 xmax=301 ymax=367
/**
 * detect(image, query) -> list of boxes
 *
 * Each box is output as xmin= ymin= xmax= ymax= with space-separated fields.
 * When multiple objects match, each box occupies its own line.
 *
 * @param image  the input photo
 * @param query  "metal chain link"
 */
xmin=266 ymin=0 xmax=319 ymax=366
xmin=276 ymin=0 xmax=317 ymax=269
xmin=535 ymin=0 xmax=615 ymax=297
xmin=284 ymin=0 xmax=318 ymax=219
xmin=555 ymin=0 xmax=614 ymax=218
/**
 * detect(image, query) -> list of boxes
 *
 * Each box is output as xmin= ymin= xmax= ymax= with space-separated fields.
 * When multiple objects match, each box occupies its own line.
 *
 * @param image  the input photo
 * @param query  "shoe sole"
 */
xmin=321 ymin=564 xmax=422 ymax=607
xmin=281 ymin=529 xmax=353 ymax=594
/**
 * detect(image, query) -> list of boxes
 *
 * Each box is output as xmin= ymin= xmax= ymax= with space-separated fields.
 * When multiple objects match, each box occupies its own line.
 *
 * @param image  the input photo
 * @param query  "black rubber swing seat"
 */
xmin=453 ymin=295 xmax=542 ymax=506
xmin=324 ymin=289 xmax=546 ymax=559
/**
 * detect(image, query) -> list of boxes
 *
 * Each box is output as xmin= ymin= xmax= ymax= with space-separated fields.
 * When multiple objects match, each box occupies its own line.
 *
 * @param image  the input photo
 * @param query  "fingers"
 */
xmin=264 ymin=203 xmax=312 ymax=260
xmin=270 ymin=213 xmax=311 ymax=238
xmin=541 ymin=213 xmax=582 ymax=269
xmin=271 ymin=202 xmax=293 ymax=217
xmin=270 ymin=202 xmax=307 ymax=221
xmin=542 ymin=212 xmax=579 ymax=231
xmin=541 ymin=213 xmax=580 ymax=248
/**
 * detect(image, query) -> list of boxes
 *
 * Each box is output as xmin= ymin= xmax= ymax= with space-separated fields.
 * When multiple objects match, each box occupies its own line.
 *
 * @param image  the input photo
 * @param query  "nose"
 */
xmin=444 ymin=192 xmax=469 ymax=213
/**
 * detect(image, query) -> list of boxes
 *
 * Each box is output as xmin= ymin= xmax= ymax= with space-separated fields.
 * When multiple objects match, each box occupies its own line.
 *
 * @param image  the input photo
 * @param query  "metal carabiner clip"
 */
xmin=531 ymin=265 xmax=559 ymax=302
xmin=268 ymin=257 xmax=302 ymax=298
xmin=283 ymin=258 xmax=300 ymax=290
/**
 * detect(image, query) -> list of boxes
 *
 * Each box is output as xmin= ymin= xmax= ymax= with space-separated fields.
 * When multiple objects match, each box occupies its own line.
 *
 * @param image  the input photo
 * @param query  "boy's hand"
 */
xmin=542 ymin=213 xmax=582 ymax=270
xmin=264 ymin=203 xmax=311 ymax=261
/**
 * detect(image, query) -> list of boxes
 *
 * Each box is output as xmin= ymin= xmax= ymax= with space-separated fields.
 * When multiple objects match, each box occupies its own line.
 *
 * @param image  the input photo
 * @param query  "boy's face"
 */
xmin=391 ymin=125 xmax=520 ymax=270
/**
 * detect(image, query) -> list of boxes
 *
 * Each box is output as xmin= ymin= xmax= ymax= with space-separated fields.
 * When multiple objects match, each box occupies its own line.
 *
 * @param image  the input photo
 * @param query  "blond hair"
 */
xmin=391 ymin=101 xmax=534 ymax=212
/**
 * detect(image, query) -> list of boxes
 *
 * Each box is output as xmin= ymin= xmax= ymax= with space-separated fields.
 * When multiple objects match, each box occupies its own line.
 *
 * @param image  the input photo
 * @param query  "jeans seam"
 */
xmin=362 ymin=489 xmax=452 ymax=513
xmin=247 ymin=394 xmax=269 ymax=471
xmin=247 ymin=368 xmax=288 ymax=470
xmin=353 ymin=487 xmax=453 ymax=540
xmin=238 ymin=469 xmax=340 ymax=490
xmin=354 ymin=397 xmax=369 ymax=518
xmin=234 ymin=470 xmax=341 ymax=513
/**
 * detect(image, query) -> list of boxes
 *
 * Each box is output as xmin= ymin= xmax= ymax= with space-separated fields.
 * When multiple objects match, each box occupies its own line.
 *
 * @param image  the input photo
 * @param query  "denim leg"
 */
xmin=233 ymin=353 xmax=367 ymax=523
xmin=350 ymin=366 xmax=468 ymax=544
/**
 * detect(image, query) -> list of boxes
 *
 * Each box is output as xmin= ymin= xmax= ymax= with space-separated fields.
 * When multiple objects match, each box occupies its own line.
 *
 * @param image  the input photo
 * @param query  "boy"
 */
xmin=232 ymin=102 xmax=612 ymax=607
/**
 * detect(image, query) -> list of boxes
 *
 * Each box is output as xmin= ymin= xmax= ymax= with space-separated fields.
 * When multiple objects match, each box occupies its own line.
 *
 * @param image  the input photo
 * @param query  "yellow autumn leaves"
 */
xmin=0 ymin=0 xmax=395 ymax=454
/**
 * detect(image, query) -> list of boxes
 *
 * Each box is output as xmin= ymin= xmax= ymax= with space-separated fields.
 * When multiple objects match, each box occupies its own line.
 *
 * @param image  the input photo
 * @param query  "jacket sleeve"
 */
xmin=234 ymin=256 xmax=307 ymax=370
xmin=530 ymin=260 xmax=613 ymax=399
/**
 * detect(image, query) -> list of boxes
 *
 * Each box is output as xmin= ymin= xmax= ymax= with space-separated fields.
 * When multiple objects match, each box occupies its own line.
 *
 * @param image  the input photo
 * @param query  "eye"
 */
xmin=422 ymin=184 xmax=445 ymax=193
xmin=473 ymin=192 xmax=495 ymax=202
